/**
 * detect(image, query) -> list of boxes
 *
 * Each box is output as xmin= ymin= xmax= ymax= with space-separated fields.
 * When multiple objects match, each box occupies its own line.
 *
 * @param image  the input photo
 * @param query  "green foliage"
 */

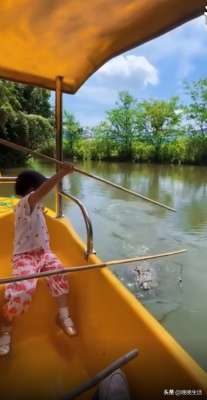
xmin=132 ymin=141 xmax=156 ymax=162
xmin=25 ymin=114 xmax=53 ymax=150
xmin=136 ymin=97 xmax=182 ymax=150
xmin=69 ymin=80 xmax=206 ymax=164
xmin=0 ymin=80 xmax=53 ymax=167
xmin=63 ymin=111 xmax=83 ymax=158
xmin=185 ymin=135 xmax=207 ymax=164
xmin=92 ymin=122 xmax=117 ymax=159
xmin=107 ymin=92 xmax=138 ymax=159
xmin=14 ymin=84 xmax=52 ymax=118
xmin=184 ymin=79 xmax=207 ymax=135
xmin=1 ymin=78 xmax=207 ymax=167
xmin=159 ymin=138 xmax=188 ymax=164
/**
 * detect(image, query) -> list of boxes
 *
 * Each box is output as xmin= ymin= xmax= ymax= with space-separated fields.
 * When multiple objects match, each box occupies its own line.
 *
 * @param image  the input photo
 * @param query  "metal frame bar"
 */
xmin=0 ymin=250 xmax=186 ymax=285
xmin=55 ymin=76 xmax=63 ymax=217
xmin=60 ymin=190 xmax=95 ymax=258
xmin=54 ymin=77 xmax=94 ymax=256
xmin=0 ymin=176 xmax=16 ymax=182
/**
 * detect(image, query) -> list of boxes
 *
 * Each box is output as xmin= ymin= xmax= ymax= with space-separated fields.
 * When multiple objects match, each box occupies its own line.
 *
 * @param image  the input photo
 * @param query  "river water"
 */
xmin=1 ymin=161 xmax=207 ymax=370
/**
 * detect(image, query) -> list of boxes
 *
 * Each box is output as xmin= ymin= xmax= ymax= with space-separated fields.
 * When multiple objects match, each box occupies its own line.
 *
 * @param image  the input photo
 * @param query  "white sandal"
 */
xmin=0 ymin=327 xmax=11 ymax=356
xmin=57 ymin=315 xmax=77 ymax=337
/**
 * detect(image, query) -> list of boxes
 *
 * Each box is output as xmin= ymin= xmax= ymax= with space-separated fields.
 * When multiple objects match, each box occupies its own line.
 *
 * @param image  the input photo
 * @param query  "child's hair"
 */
xmin=15 ymin=170 xmax=47 ymax=197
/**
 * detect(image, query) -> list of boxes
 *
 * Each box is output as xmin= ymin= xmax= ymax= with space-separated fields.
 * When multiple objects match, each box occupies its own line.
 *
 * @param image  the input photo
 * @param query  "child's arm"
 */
xmin=28 ymin=164 xmax=74 ymax=211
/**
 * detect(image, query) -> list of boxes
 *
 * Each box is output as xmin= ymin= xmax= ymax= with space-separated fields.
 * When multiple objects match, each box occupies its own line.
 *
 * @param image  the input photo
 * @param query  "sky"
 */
xmin=62 ymin=15 xmax=207 ymax=128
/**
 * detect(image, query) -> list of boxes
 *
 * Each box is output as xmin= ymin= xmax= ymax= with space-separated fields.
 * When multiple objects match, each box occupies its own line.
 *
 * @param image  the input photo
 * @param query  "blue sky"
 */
xmin=62 ymin=16 xmax=207 ymax=127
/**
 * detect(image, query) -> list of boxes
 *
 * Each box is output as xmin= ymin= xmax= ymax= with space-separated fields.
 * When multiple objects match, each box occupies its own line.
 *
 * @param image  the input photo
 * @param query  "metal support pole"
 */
xmin=55 ymin=76 xmax=63 ymax=217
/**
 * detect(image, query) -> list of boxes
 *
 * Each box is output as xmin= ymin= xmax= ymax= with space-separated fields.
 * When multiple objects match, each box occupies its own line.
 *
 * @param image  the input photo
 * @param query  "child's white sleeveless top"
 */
xmin=13 ymin=193 xmax=50 ymax=255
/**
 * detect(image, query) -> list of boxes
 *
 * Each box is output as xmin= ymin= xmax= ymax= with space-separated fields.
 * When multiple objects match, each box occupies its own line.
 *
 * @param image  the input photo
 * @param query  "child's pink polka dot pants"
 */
xmin=3 ymin=248 xmax=69 ymax=321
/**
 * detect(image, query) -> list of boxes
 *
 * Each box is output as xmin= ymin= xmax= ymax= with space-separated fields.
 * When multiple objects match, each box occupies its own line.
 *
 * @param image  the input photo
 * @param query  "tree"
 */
xmin=92 ymin=121 xmax=116 ymax=160
xmin=16 ymin=85 xmax=52 ymax=118
xmin=0 ymin=80 xmax=54 ymax=167
xmin=136 ymin=97 xmax=182 ymax=157
xmin=184 ymin=79 xmax=207 ymax=135
xmin=63 ymin=111 xmax=83 ymax=157
xmin=106 ymin=91 xmax=137 ymax=159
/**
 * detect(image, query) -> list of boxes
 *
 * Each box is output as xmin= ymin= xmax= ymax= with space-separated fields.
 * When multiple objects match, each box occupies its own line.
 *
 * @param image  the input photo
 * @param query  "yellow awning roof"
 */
xmin=0 ymin=1 xmax=205 ymax=93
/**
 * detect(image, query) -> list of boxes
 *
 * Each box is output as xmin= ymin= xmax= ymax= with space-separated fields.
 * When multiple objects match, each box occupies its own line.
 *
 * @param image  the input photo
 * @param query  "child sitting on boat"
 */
xmin=0 ymin=165 xmax=76 ymax=356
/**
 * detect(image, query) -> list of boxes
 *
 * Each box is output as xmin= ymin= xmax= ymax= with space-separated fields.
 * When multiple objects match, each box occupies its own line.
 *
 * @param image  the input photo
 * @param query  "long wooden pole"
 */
xmin=66 ymin=349 xmax=138 ymax=400
xmin=0 ymin=249 xmax=186 ymax=285
xmin=0 ymin=138 xmax=176 ymax=212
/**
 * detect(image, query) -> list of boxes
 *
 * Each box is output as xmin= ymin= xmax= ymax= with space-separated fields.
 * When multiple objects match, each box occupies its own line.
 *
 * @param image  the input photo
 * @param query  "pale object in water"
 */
xmin=134 ymin=265 xmax=158 ymax=291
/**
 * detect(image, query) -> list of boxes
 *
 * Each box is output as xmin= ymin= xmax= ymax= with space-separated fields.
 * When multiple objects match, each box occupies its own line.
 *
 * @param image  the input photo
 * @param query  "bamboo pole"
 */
xmin=0 ymin=249 xmax=186 ymax=285
xmin=0 ymin=138 xmax=176 ymax=212
xmin=66 ymin=349 xmax=138 ymax=400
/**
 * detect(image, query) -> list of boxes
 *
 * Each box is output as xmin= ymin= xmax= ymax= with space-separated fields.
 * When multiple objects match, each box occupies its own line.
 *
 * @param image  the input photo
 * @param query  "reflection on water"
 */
xmin=1 ymin=161 xmax=207 ymax=370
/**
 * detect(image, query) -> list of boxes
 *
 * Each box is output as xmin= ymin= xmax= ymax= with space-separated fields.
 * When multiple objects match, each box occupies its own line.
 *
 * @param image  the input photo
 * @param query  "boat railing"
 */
xmin=0 ymin=176 xmax=95 ymax=259
xmin=59 ymin=190 xmax=95 ymax=258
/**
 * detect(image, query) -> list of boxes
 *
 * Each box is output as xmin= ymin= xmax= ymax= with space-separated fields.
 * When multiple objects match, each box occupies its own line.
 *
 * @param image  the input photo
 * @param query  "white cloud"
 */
xmin=78 ymin=84 xmax=117 ymax=106
xmin=175 ymin=108 xmax=183 ymax=115
xmin=140 ymin=16 xmax=207 ymax=79
xmin=98 ymin=54 xmax=159 ymax=86
xmin=70 ymin=54 xmax=159 ymax=125
xmin=75 ymin=112 xmax=101 ymax=127
xmin=76 ymin=54 xmax=159 ymax=108
xmin=63 ymin=16 xmax=206 ymax=127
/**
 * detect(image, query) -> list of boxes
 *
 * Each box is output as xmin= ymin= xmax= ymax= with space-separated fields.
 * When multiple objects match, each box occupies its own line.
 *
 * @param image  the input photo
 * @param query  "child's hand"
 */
xmin=59 ymin=163 xmax=74 ymax=176
xmin=29 ymin=163 xmax=75 ymax=209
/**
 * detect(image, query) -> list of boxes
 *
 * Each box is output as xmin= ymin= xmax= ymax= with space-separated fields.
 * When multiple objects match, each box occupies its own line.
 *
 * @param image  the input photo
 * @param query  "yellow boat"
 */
xmin=0 ymin=199 xmax=206 ymax=399
xmin=0 ymin=1 xmax=207 ymax=399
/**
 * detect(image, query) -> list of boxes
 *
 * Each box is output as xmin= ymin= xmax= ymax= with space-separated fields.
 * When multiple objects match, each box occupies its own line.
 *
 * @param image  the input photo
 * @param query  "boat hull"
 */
xmin=0 ymin=206 xmax=206 ymax=399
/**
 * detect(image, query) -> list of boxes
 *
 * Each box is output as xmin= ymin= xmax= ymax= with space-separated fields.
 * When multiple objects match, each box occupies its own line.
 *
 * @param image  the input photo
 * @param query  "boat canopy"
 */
xmin=0 ymin=0 xmax=205 ymax=93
